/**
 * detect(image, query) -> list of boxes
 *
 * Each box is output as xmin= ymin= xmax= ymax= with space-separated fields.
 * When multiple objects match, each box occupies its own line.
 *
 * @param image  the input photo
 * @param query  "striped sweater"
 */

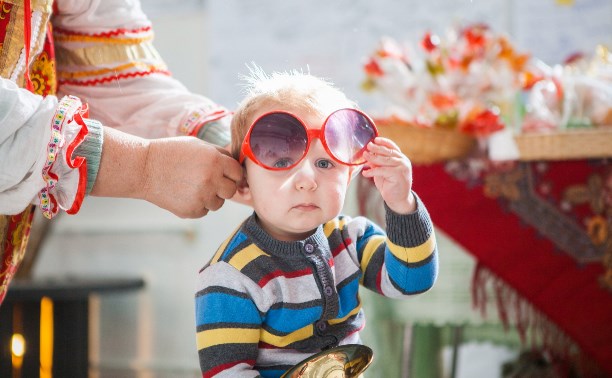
xmin=195 ymin=195 xmax=438 ymax=378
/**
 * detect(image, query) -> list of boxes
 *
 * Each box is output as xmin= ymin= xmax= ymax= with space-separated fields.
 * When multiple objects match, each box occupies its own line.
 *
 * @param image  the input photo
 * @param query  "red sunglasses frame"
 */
xmin=239 ymin=108 xmax=379 ymax=171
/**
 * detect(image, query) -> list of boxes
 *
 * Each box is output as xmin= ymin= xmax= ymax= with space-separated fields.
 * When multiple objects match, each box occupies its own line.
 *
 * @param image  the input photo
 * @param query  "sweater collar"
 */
xmin=243 ymin=213 xmax=329 ymax=258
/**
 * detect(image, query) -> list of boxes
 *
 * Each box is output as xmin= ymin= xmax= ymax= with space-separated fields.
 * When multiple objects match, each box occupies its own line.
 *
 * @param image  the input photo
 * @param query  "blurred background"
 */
xmin=16 ymin=0 xmax=612 ymax=377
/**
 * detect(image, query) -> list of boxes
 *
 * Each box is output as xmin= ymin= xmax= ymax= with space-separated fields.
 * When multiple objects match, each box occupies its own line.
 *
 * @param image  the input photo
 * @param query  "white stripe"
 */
xmin=211 ymin=363 xmax=260 ymax=378
xmin=197 ymin=262 xmax=272 ymax=312
xmin=257 ymin=333 xmax=364 ymax=367
xmin=257 ymin=348 xmax=313 ymax=367
xmin=260 ymin=274 xmax=321 ymax=304
xmin=332 ymin=248 xmax=361 ymax=284
xmin=379 ymin=264 xmax=405 ymax=298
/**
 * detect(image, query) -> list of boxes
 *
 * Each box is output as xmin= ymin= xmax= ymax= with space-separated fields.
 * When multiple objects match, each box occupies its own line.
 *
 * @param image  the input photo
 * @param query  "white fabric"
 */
xmin=0 ymin=78 xmax=55 ymax=214
xmin=0 ymin=79 xmax=87 ymax=215
xmin=488 ymin=129 xmax=521 ymax=161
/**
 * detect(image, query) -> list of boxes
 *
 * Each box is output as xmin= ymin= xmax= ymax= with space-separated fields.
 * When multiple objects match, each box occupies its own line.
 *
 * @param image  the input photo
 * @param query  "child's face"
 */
xmin=242 ymin=104 xmax=351 ymax=241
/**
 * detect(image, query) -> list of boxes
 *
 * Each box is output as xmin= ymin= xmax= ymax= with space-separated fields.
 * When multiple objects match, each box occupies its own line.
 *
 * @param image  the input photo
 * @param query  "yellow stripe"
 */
xmin=196 ymin=328 xmax=259 ymax=350
xmin=260 ymin=325 xmax=313 ymax=347
xmin=228 ymin=244 xmax=270 ymax=271
xmin=323 ymin=218 xmax=346 ymax=238
xmin=211 ymin=224 xmax=244 ymax=264
xmin=328 ymin=302 xmax=362 ymax=325
xmin=360 ymin=236 xmax=385 ymax=279
xmin=387 ymin=232 xmax=436 ymax=264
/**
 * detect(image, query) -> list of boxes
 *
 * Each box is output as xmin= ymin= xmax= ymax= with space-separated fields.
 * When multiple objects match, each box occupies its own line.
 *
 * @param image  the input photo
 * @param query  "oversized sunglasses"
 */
xmin=239 ymin=108 xmax=378 ymax=171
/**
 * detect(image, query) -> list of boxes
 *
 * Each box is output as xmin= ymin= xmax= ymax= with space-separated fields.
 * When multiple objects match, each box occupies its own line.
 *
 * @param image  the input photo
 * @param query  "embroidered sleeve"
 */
xmin=178 ymin=106 xmax=232 ymax=146
xmin=51 ymin=0 xmax=231 ymax=145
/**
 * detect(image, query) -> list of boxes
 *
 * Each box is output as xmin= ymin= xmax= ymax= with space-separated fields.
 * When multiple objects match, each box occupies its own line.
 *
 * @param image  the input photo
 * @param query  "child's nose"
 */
xmin=293 ymin=160 xmax=318 ymax=191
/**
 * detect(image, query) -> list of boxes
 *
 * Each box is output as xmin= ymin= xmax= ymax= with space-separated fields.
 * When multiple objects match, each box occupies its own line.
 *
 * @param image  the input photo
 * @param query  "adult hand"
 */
xmin=91 ymin=127 xmax=243 ymax=218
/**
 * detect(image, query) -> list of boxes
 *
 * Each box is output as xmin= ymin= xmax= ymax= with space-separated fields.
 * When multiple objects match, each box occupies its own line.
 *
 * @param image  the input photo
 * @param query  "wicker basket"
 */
xmin=514 ymin=128 xmax=612 ymax=161
xmin=376 ymin=121 xmax=477 ymax=164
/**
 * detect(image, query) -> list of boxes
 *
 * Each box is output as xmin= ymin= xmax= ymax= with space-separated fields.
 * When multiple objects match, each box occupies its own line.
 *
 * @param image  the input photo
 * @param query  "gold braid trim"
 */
xmin=0 ymin=1 xmax=25 ymax=78
xmin=55 ymin=40 xmax=163 ymax=67
xmin=0 ymin=1 xmax=51 ymax=83
xmin=2 ymin=0 xmax=52 ymax=13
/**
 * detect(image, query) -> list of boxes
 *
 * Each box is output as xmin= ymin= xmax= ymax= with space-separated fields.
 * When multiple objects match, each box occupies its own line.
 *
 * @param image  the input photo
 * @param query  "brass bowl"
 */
xmin=281 ymin=344 xmax=373 ymax=378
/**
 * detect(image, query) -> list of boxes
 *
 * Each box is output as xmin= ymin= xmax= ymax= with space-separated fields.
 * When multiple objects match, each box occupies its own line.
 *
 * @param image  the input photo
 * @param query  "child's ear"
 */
xmin=232 ymin=172 xmax=254 ymax=207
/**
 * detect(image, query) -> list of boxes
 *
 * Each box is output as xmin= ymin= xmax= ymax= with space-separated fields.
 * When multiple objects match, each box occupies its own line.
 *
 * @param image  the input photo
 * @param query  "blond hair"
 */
xmin=230 ymin=66 xmax=357 ymax=159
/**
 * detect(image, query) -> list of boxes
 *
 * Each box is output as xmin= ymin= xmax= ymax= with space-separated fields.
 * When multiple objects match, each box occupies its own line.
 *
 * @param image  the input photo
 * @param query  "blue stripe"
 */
xmin=195 ymin=292 xmax=260 ymax=326
xmin=221 ymin=231 xmax=248 ymax=261
xmin=260 ymin=369 xmax=285 ymax=378
xmin=337 ymin=278 xmax=359 ymax=318
xmin=356 ymin=223 xmax=384 ymax=257
xmin=266 ymin=306 xmax=322 ymax=333
xmin=385 ymin=249 xmax=438 ymax=293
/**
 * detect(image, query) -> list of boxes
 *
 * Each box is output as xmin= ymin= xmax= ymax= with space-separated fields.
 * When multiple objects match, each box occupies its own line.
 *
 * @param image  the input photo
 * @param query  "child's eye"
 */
xmin=273 ymin=158 xmax=295 ymax=168
xmin=315 ymin=159 xmax=335 ymax=169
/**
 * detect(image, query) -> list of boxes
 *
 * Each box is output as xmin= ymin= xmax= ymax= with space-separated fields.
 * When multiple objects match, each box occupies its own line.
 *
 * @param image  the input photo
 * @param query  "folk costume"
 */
xmin=195 ymin=196 xmax=438 ymax=377
xmin=0 ymin=0 xmax=231 ymax=304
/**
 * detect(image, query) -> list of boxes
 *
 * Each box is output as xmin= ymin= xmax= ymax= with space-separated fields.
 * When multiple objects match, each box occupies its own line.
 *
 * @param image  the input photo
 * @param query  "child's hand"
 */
xmin=361 ymin=137 xmax=416 ymax=214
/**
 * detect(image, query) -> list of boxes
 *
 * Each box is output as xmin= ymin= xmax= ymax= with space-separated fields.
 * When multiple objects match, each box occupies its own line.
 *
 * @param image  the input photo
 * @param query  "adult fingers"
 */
xmin=205 ymin=196 xmax=225 ymax=212
xmin=216 ymin=176 xmax=238 ymax=199
xmin=220 ymin=154 xmax=244 ymax=183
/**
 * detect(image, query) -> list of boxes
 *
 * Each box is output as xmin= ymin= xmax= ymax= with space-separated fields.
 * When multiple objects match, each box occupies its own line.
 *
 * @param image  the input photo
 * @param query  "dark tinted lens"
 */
xmin=324 ymin=109 xmax=377 ymax=164
xmin=249 ymin=113 xmax=307 ymax=169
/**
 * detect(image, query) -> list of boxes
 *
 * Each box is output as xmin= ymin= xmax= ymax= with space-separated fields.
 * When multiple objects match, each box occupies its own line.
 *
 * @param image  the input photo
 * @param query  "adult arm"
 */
xmin=0 ymin=78 xmax=242 ymax=218
xmin=92 ymin=128 xmax=240 ymax=218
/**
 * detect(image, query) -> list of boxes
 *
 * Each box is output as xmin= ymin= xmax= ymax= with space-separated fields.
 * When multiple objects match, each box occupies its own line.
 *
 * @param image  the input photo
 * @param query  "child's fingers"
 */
xmin=361 ymin=166 xmax=408 ymax=183
xmin=363 ymin=151 xmax=403 ymax=167
xmin=368 ymin=137 xmax=402 ymax=153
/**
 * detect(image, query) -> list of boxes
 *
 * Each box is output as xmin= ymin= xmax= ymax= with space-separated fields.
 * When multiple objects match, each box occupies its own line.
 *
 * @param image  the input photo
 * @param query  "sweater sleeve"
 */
xmin=354 ymin=192 xmax=438 ymax=298
xmin=195 ymin=262 xmax=263 ymax=377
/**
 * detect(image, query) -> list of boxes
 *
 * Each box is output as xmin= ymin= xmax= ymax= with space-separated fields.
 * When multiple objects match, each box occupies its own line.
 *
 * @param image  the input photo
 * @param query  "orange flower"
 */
xmin=421 ymin=31 xmax=440 ymax=53
xmin=460 ymin=109 xmax=505 ymax=137
xmin=430 ymin=92 xmax=458 ymax=110
xmin=363 ymin=58 xmax=384 ymax=77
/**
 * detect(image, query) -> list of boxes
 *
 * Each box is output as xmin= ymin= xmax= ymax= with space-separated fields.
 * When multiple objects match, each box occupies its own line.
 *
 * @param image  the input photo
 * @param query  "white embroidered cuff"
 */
xmin=38 ymin=96 xmax=90 ymax=219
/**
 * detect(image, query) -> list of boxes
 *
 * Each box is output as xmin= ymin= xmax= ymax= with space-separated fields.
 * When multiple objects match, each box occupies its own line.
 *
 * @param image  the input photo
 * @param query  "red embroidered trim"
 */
xmin=58 ymin=69 xmax=171 ymax=87
xmin=53 ymin=25 xmax=152 ymax=38
xmin=65 ymin=111 xmax=89 ymax=215
xmin=23 ymin=0 xmax=33 ymax=91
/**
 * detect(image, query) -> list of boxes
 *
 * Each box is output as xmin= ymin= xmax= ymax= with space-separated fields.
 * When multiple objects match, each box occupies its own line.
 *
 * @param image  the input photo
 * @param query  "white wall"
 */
xmin=32 ymin=0 xmax=612 ymax=374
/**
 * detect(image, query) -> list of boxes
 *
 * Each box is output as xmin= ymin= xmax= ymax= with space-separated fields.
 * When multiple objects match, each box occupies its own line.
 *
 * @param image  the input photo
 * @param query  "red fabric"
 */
xmin=411 ymin=161 xmax=611 ymax=375
xmin=0 ymin=3 xmax=13 ymax=43
xmin=0 ymin=207 xmax=35 ymax=304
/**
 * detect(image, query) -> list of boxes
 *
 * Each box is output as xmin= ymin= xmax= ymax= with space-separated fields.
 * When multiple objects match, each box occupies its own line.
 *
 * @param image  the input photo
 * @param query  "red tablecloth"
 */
xmin=356 ymin=158 xmax=611 ymax=374
xmin=407 ymin=159 xmax=611 ymax=375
